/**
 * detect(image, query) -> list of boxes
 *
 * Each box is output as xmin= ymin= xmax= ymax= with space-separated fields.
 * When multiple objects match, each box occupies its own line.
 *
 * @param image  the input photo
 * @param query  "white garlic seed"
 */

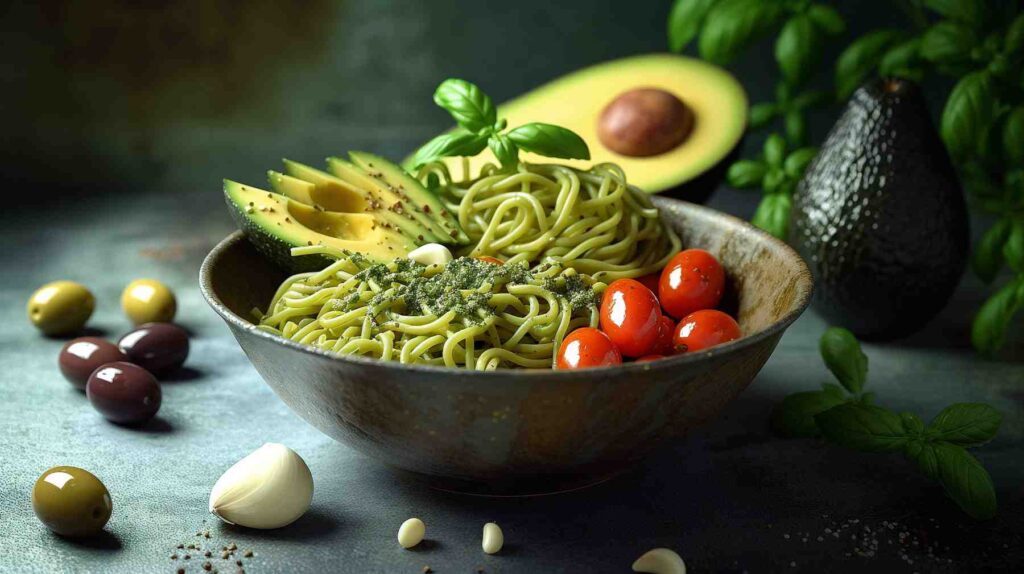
xmin=408 ymin=243 xmax=453 ymax=267
xmin=632 ymin=548 xmax=686 ymax=574
xmin=208 ymin=443 xmax=313 ymax=529
xmin=397 ymin=517 xmax=425 ymax=549
xmin=481 ymin=522 xmax=504 ymax=554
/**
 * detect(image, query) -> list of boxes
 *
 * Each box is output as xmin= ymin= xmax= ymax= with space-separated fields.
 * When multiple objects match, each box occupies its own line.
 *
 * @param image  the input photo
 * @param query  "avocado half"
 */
xmin=406 ymin=54 xmax=747 ymax=202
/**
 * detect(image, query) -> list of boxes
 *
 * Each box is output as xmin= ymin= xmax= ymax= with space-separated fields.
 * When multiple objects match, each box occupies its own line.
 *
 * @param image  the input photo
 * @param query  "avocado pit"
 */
xmin=597 ymin=88 xmax=694 ymax=157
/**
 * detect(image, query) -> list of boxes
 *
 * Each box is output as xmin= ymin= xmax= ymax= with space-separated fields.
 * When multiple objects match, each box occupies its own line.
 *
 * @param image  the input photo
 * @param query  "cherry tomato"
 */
xmin=476 ymin=256 xmax=504 ymax=265
xmin=635 ymin=354 xmax=664 ymax=363
xmin=637 ymin=273 xmax=661 ymax=294
xmin=557 ymin=328 xmax=622 ymax=369
xmin=650 ymin=315 xmax=676 ymax=356
xmin=659 ymin=249 xmax=726 ymax=319
xmin=600 ymin=278 xmax=662 ymax=357
xmin=673 ymin=309 xmax=741 ymax=353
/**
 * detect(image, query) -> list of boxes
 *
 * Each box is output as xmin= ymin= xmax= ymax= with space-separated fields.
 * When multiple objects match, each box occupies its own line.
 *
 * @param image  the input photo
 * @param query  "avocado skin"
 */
xmin=224 ymin=191 xmax=332 ymax=273
xmin=789 ymin=79 xmax=968 ymax=340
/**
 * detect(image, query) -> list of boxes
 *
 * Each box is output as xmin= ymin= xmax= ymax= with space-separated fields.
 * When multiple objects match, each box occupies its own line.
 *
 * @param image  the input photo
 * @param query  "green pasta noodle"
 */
xmin=259 ymin=161 xmax=679 ymax=369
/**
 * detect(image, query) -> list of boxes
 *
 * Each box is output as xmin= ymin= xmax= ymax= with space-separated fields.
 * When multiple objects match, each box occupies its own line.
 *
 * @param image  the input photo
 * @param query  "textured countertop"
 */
xmin=1 ymin=1 xmax=1022 ymax=572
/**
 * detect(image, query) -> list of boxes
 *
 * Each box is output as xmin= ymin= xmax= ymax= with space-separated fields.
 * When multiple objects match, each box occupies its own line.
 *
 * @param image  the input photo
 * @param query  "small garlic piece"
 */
xmin=481 ymin=522 xmax=503 ymax=554
xmin=632 ymin=548 xmax=686 ymax=574
xmin=408 ymin=243 xmax=453 ymax=267
xmin=397 ymin=517 xmax=425 ymax=549
xmin=208 ymin=443 xmax=313 ymax=529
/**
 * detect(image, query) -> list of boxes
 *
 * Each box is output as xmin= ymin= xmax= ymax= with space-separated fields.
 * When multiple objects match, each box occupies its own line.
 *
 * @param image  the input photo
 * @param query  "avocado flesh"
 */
xmin=224 ymin=180 xmax=416 ymax=272
xmin=281 ymin=159 xmax=442 ymax=244
xmin=268 ymin=171 xmax=367 ymax=213
xmin=403 ymin=54 xmax=747 ymax=199
xmin=790 ymin=78 xmax=968 ymax=340
xmin=348 ymin=151 xmax=469 ymax=244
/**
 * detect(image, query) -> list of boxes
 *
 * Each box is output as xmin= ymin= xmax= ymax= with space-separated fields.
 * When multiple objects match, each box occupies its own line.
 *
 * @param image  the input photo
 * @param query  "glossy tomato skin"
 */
xmin=635 ymin=354 xmax=665 ymax=363
xmin=476 ymin=256 xmax=504 ymax=265
xmin=557 ymin=328 xmax=622 ymax=369
xmin=651 ymin=315 xmax=676 ymax=356
xmin=637 ymin=273 xmax=661 ymax=294
xmin=600 ymin=279 xmax=663 ymax=357
xmin=673 ymin=309 xmax=741 ymax=353
xmin=659 ymin=249 xmax=726 ymax=319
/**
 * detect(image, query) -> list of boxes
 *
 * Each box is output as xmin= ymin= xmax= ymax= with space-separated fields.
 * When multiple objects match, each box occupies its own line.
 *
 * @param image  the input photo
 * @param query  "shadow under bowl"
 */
xmin=199 ymin=197 xmax=813 ymax=495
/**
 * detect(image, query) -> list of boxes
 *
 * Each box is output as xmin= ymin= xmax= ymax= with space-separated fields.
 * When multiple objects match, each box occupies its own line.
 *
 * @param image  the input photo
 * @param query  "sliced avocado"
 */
xmin=224 ymin=180 xmax=417 ymax=272
xmin=268 ymin=170 xmax=366 ymax=213
xmin=281 ymin=159 xmax=442 ymax=244
xmin=348 ymin=151 xmax=469 ymax=244
xmin=404 ymin=54 xmax=746 ymax=202
xmin=326 ymin=157 xmax=465 ymax=245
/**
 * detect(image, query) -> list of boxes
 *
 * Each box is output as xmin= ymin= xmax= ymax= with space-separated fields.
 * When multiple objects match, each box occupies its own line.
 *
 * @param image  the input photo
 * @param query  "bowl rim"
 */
xmin=199 ymin=197 xmax=813 ymax=378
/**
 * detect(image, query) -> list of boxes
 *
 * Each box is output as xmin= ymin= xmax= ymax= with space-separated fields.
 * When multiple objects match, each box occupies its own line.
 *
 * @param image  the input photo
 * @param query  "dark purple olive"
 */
xmin=86 ymin=362 xmax=161 ymax=424
xmin=58 ymin=337 xmax=128 ymax=390
xmin=117 ymin=323 xmax=189 ymax=376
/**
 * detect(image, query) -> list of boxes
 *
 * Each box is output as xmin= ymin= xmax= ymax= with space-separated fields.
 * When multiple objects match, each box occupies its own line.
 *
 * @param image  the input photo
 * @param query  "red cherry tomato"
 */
xmin=476 ymin=256 xmax=504 ymax=265
xmin=659 ymin=249 xmax=726 ymax=319
xmin=557 ymin=328 xmax=622 ymax=369
xmin=600 ymin=278 xmax=663 ymax=357
xmin=635 ymin=354 xmax=664 ymax=363
xmin=637 ymin=273 xmax=661 ymax=294
xmin=651 ymin=315 xmax=676 ymax=356
xmin=673 ymin=309 xmax=741 ymax=353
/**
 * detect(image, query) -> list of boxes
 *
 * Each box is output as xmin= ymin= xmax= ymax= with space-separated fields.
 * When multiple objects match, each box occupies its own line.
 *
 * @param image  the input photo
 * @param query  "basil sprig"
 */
xmin=410 ymin=79 xmax=589 ymax=171
xmin=772 ymin=327 xmax=1003 ymax=520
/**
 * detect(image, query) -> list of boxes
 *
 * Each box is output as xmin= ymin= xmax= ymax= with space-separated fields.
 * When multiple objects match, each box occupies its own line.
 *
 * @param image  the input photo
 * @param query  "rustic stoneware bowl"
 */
xmin=200 ymin=197 xmax=813 ymax=495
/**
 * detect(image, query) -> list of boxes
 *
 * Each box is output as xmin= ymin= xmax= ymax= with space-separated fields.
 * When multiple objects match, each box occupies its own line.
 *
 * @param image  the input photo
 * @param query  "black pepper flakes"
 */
xmin=203 ymin=561 xmax=212 ymax=571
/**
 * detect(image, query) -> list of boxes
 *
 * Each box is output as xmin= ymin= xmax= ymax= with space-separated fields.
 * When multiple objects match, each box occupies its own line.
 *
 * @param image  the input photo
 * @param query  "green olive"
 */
xmin=32 ymin=466 xmax=112 ymax=537
xmin=27 ymin=281 xmax=95 ymax=335
xmin=121 ymin=278 xmax=177 ymax=325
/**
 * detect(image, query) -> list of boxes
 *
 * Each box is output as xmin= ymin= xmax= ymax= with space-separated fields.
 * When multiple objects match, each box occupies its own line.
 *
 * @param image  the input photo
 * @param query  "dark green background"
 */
xmin=0 ymin=1 xmax=1021 ymax=572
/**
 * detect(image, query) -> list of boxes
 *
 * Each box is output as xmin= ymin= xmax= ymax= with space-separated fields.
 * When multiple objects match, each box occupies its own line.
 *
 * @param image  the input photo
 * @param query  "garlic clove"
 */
xmin=208 ymin=443 xmax=313 ymax=529
xmin=408 ymin=243 xmax=453 ymax=267
xmin=397 ymin=517 xmax=425 ymax=549
xmin=632 ymin=548 xmax=686 ymax=574
xmin=482 ymin=522 xmax=504 ymax=554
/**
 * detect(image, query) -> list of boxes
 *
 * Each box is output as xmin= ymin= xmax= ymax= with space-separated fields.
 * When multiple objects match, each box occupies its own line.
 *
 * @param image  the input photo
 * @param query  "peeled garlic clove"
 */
xmin=482 ymin=522 xmax=503 ymax=554
xmin=208 ymin=443 xmax=313 ymax=529
xmin=408 ymin=243 xmax=453 ymax=267
xmin=397 ymin=517 xmax=425 ymax=549
xmin=632 ymin=548 xmax=686 ymax=574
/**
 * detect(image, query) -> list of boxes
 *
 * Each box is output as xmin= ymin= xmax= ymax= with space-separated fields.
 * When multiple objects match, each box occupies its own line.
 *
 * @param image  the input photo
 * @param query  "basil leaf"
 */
xmin=1004 ymin=106 xmax=1024 ymax=164
xmin=923 ymin=0 xmax=984 ymax=29
xmin=1005 ymin=13 xmax=1024 ymax=55
xmin=784 ymin=110 xmax=807 ymax=147
xmin=815 ymin=403 xmax=908 ymax=452
xmin=835 ymin=30 xmax=903 ymax=99
xmin=941 ymin=71 xmax=994 ymax=162
xmin=791 ymin=89 xmax=830 ymax=110
xmin=878 ymin=38 xmax=923 ymax=79
xmin=971 ymin=278 xmax=1023 ymax=354
xmin=931 ymin=442 xmax=997 ymax=520
xmin=668 ymin=0 xmax=718 ymax=53
xmin=433 ymin=79 xmax=497 ymax=133
xmin=1003 ymin=221 xmax=1024 ymax=273
xmin=972 ymin=218 xmax=1012 ymax=283
xmin=506 ymin=123 xmax=590 ymax=160
xmin=906 ymin=439 xmax=941 ymax=480
xmin=783 ymin=147 xmax=818 ymax=178
xmin=920 ymin=22 xmax=977 ymax=64
xmin=726 ymin=160 xmax=767 ymax=188
xmin=822 ymin=382 xmax=847 ymax=399
xmin=699 ymin=0 xmax=784 ymax=64
xmin=749 ymin=102 xmax=779 ymax=128
xmin=408 ymin=130 xmax=490 ymax=168
xmin=900 ymin=412 xmax=926 ymax=436
xmin=819 ymin=327 xmax=868 ymax=394
xmin=488 ymin=134 xmax=519 ymax=171
xmin=771 ymin=390 xmax=846 ymax=438
xmin=763 ymin=134 xmax=787 ymax=167
xmin=928 ymin=403 xmax=1002 ymax=447
xmin=751 ymin=193 xmax=791 ymax=239
xmin=776 ymin=15 xmax=820 ymax=87
xmin=807 ymin=4 xmax=845 ymax=36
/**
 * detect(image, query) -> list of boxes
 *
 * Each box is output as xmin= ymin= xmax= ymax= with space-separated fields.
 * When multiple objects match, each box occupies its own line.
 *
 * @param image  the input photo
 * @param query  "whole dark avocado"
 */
xmin=790 ymin=78 xmax=968 ymax=340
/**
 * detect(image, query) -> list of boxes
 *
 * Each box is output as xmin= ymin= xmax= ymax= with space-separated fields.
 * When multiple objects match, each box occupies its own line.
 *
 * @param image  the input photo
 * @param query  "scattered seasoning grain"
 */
xmin=170 ymin=554 xmax=178 ymax=560
xmin=204 ymin=531 xmax=211 ymax=538
xmin=205 ymin=551 xmax=212 ymax=557
xmin=203 ymin=562 xmax=213 ymax=571
xmin=177 ymin=569 xmax=185 ymax=574
xmin=184 ymin=555 xmax=191 ymax=560
xmin=177 ymin=544 xmax=184 ymax=549
xmin=243 ymin=550 xmax=253 ymax=557
xmin=422 ymin=567 xmax=432 ymax=573
xmin=222 ymin=551 xmax=230 ymax=559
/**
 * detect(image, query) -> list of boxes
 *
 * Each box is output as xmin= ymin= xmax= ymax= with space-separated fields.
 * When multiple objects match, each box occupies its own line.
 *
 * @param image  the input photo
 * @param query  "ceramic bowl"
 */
xmin=200 ymin=197 xmax=813 ymax=494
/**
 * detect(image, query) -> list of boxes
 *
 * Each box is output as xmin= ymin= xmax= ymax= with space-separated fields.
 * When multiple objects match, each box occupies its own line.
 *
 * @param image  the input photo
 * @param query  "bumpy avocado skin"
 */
xmin=789 ymin=79 xmax=968 ymax=340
